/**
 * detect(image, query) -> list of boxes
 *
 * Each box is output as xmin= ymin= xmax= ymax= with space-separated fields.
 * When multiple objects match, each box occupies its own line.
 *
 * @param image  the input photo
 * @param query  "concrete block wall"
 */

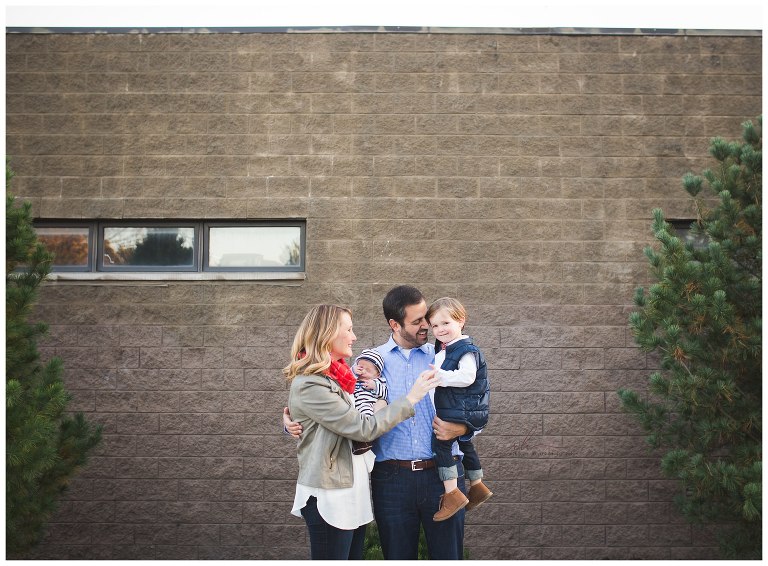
xmin=5 ymin=29 xmax=761 ymax=559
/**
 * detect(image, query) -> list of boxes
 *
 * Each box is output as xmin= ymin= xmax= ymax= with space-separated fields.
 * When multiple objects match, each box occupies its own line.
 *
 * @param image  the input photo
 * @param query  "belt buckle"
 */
xmin=411 ymin=459 xmax=423 ymax=471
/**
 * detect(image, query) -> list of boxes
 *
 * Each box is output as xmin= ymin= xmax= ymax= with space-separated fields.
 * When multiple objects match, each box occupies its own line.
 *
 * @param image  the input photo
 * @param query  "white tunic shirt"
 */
xmin=291 ymin=428 xmax=377 ymax=529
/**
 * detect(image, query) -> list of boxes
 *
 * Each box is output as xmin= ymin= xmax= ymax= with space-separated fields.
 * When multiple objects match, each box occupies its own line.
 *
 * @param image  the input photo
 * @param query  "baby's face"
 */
xmin=353 ymin=358 xmax=380 ymax=380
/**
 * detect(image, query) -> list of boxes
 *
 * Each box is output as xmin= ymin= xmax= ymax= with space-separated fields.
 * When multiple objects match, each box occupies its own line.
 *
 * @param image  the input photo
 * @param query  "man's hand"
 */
xmin=432 ymin=416 xmax=467 ymax=441
xmin=283 ymin=407 xmax=302 ymax=439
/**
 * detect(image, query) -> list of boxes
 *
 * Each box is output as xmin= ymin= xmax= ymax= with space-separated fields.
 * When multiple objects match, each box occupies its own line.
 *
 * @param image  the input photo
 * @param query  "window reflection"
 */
xmin=208 ymin=226 xmax=301 ymax=268
xmin=37 ymin=227 xmax=90 ymax=267
xmin=670 ymin=220 xmax=708 ymax=250
xmin=103 ymin=227 xmax=195 ymax=267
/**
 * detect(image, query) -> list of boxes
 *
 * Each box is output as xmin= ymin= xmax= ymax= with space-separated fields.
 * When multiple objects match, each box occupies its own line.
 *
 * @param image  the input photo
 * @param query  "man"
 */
xmin=369 ymin=284 xmax=469 ymax=559
xmin=283 ymin=285 xmax=469 ymax=559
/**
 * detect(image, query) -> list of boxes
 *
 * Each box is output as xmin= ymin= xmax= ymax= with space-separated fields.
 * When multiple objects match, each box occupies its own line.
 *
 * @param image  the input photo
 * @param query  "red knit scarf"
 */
xmin=326 ymin=358 xmax=357 ymax=395
xmin=297 ymin=351 xmax=357 ymax=395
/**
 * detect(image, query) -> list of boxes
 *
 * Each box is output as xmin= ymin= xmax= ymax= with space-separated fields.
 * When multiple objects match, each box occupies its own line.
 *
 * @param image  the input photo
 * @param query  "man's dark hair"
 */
xmin=382 ymin=285 xmax=426 ymax=326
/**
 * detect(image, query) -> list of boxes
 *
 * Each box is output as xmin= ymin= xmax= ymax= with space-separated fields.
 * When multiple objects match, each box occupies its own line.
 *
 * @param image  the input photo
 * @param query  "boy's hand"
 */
xmin=361 ymin=378 xmax=377 ymax=391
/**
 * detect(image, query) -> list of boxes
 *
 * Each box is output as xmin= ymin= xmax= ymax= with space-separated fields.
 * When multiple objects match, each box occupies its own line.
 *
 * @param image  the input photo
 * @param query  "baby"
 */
xmin=350 ymin=348 xmax=388 ymax=455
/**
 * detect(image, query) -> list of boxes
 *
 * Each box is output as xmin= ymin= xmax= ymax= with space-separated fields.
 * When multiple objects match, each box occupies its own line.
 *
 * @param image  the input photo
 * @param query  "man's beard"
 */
xmin=398 ymin=327 xmax=428 ymax=348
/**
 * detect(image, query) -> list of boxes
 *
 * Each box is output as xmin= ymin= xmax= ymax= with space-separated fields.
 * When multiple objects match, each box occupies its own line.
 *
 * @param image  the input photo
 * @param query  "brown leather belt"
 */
xmin=382 ymin=459 xmax=436 ymax=471
xmin=381 ymin=456 xmax=459 ymax=472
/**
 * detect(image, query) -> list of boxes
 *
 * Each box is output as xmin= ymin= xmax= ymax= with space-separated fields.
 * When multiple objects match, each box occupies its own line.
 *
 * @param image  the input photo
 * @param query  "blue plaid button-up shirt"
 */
xmin=372 ymin=335 xmax=459 ymax=461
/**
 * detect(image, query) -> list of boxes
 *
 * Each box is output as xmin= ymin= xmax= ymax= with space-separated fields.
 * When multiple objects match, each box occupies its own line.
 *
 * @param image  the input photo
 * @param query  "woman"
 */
xmin=285 ymin=304 xmax=438 ymax=560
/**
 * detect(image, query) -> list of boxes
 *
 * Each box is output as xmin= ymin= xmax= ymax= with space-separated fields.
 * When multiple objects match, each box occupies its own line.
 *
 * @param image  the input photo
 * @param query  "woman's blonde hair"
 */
xmin=426 ymin=297 xmax=467 ymax=326
xmin=283 ymin=304 xmax=352 ymax=381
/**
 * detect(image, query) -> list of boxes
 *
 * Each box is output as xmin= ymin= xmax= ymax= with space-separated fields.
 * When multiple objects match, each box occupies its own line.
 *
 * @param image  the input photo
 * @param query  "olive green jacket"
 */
xmin=288 ymin=373 xmax=415 ymax=489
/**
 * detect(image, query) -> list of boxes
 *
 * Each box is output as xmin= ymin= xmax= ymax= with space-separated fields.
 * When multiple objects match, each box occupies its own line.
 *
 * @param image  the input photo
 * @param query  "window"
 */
xmin=36 ymin=225 xmax=93 ymax=271
xmin=101 ymin=224 xmax=197 ymax=271
xmin=206 ymin=224 xmax=302 ymax=270
xmin=669 ymin=219 xmax=708 ymax=250
xmin=34 ymin=220 xmax=306 ymax=280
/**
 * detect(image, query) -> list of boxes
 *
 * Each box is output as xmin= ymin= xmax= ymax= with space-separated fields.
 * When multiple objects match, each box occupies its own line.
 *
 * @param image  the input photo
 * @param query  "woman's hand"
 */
xmin=283 ymin=407 xmax=302 ymax=439
xmin=405 ymin=368 xmax=440 ymax=406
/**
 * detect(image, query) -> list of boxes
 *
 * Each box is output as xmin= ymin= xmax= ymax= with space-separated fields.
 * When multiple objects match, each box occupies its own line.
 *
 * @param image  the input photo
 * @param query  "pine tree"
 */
xmin=618 ymin=117 xmax=761 ymax=559
xmin=6 ymin=162 xmax=102 ymax=556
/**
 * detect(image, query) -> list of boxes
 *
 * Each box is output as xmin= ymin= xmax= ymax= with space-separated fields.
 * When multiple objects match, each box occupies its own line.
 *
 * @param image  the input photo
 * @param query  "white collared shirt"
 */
xmin=434 ymin=335 xmax=477 ymax=388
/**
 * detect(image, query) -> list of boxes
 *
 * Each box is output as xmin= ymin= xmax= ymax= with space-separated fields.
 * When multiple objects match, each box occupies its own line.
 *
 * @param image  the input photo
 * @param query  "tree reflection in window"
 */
xmin=284 ymin=239 xmax=300 ymax=266
xmin=103 ymin=227 xmax=194 ymax=267
xmin=36 ymin=227 xmax=89 ymax=268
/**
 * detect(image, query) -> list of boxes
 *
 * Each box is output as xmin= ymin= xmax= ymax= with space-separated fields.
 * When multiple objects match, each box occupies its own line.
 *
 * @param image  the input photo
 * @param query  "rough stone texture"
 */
xmin=6 ymin=29 xmax=761 ymax=560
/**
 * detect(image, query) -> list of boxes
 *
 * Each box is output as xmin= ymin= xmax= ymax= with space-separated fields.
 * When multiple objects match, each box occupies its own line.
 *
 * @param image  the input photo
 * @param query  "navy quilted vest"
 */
xmin=433 ymin=337 xmax=489 ymax=432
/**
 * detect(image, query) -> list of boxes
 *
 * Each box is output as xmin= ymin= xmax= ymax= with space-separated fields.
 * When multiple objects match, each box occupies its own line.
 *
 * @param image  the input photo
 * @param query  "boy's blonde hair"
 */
xmin=426 ymin=297 xmax=467 ymax=326
xmin=283 ymin=304 xmax=352 ymax=381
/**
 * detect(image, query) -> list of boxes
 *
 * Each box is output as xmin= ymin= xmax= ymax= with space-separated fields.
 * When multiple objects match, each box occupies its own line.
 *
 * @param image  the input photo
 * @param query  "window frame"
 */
xmin=98 ymin=221 xmax=201 ymax=273
xmin=203 ymin=221 xmax=306 ymax=273
xmin=34 ymin=222 xmax=95 ymax=273
xmin=33 ymin=219 xmax=307 ymax=281
xmin=669 ymin=218 xmax=708 ymax=250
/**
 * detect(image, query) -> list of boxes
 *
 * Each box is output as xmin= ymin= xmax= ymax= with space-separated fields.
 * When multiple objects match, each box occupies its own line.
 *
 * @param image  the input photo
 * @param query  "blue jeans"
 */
xmin=300 ymin=496 xmax=367 ymax=560
xmin=371 ymin=458 xmax=466 ymax=560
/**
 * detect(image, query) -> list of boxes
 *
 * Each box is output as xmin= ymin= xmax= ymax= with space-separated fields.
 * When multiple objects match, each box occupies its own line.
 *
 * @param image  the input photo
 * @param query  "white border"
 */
xmin=5 ymin=1 xmax=764 ymax=30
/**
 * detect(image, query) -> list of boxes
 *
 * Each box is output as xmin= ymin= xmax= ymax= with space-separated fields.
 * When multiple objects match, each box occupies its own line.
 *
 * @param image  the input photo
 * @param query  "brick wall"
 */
xmin=5 ymin=29 xmax=761 ymax=559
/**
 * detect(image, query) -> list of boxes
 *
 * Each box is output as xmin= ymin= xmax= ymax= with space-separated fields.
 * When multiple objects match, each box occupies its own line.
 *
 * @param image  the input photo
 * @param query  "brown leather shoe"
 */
xmin=433 ymin=488 xmax=469 ymax=522
xmin=466 ymin=481 xmax=493 ymax=511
